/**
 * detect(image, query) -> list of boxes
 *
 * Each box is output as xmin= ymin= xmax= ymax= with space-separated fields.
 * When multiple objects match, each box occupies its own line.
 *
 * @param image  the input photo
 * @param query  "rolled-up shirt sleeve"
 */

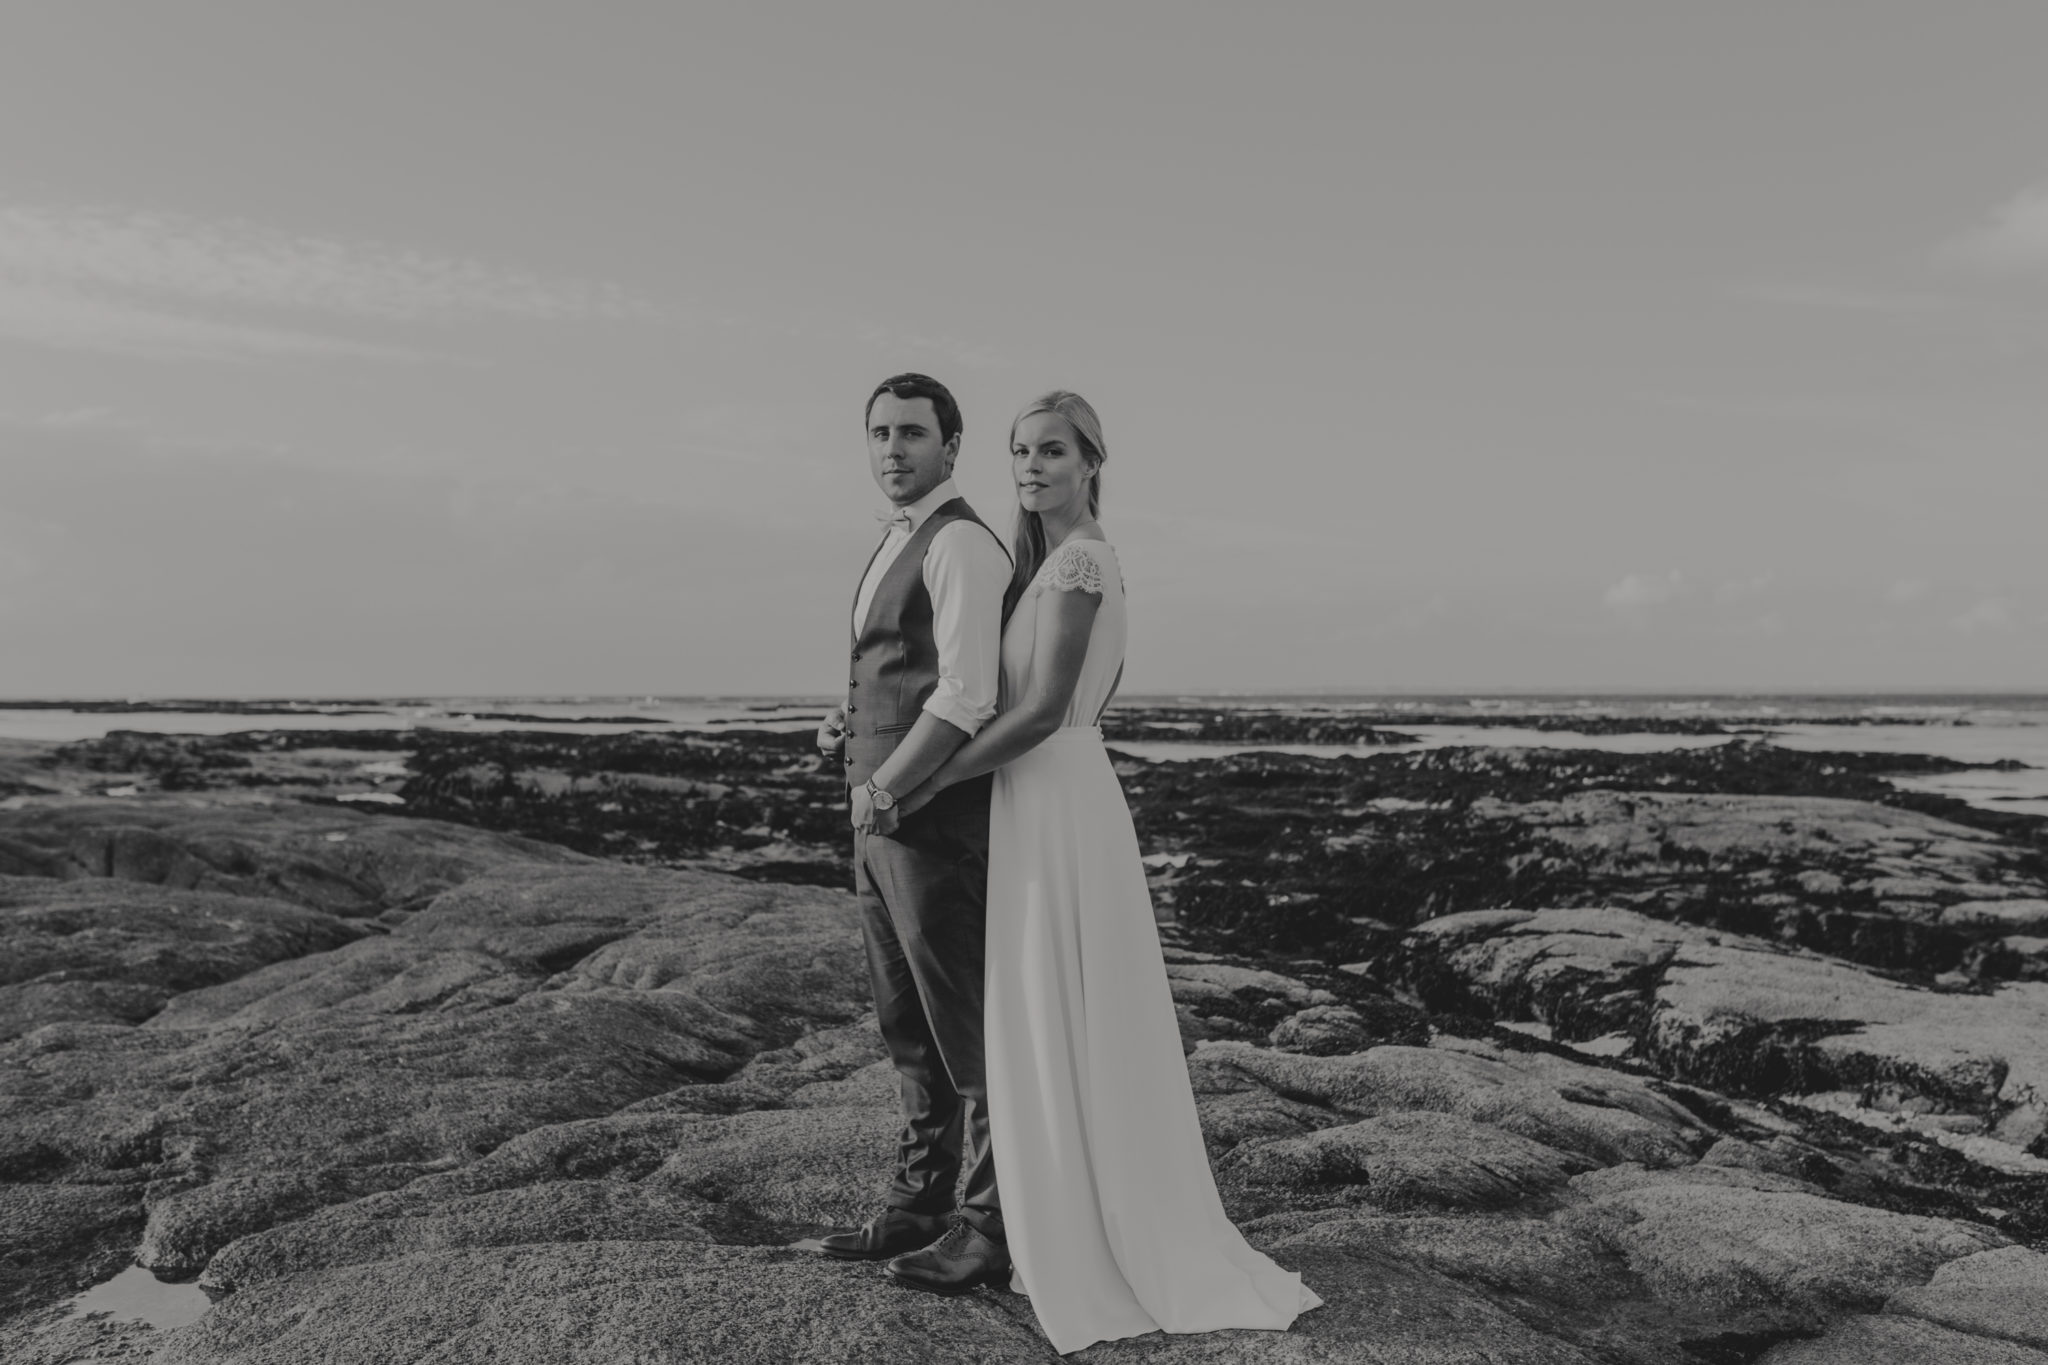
xmin=921 ymin=521 xmax=1010 ymax=737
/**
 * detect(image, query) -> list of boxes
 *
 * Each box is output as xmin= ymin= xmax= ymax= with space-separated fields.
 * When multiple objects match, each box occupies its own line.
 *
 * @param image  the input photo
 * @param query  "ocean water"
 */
xmin=1109 ymin=695 xmax=2048 ymax=818
xmin=0 ymin=695 xmax=830 ymax=743
xmin=3 ymin=693 xmax=2044 ymax=816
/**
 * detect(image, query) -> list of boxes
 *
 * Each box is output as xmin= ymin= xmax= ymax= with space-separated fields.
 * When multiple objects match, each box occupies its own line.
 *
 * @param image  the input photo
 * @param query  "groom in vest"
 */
xmin=810 ymin=373 xmax=1013 ymax=1294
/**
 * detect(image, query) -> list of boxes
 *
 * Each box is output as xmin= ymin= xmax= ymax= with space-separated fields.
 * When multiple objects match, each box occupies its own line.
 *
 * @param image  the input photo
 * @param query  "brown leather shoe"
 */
xmin=883 ymin=1216 xmax=1011 ymax=1295
xmin=807 ymin=1208 xmax=950 ymax=1262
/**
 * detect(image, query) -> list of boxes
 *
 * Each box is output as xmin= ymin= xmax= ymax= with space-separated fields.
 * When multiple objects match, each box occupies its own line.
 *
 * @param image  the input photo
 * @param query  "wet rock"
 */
xmin=1699 ymin=1134 xmax=1840 ymax=1187
xmin=1122 ymin=1241 xmax=1606 ymax=1363
xmin=156 ymin=1242 xmax=1060 ymax=1365
xmin=1136 ymin=746 xmax=2047 ymax=968
xmin=0 ymin=876 xmax=375 ymax=1041
xmin=1193 ymin=1087 xmax=1350 ymax=1152
xmin=1221 ymin=1110 xmax=1596 ymax=1211
xmin=1259 ymin=1212 xmax=1617 ymax=1311
xmin=1102 ymin=707 xmax=1421 ymax=746
xmin=1166 ymin=960 xmax=1337 ymax=1009
xmin=1189 ymin=1038 xmax=1712 ymax=1168
xmin=202 ymin=1178 xmax=717 ymax=1292
xmin=724 ymin=1018 xmax=891 ymax=1097
xmin=2 ymin=1310 xmax=164 ymax=1365
xmin=1946 ymin=899 xmax=2048 ymax=931
xmin=1570 ymin=1159 xmax=1826 ymax=1199
xmin=1562 ymin=1169 xmax=2008 ymax=1320
xmin=1269 ymin=1003 xmax=1380 ymax=1055
xmin=0 ymin=1181 xmax=145 ymax=1320
xmin=1 ymin=863 xmax=876 ymax=1279
xmin=1757 ymin=1313 xmax=2048 ymax=1364
xmin=1884 ymin=1245 xmax=2048 ymax=1351
xmin=1381 ymin=906 xmax=2048 ymax=1141
xmin=5 ymin=759 xmax=2044 ymax=1362
xmin=395 ymin=728 xmax=857 ymax=889
xmin=1174 ymin=1003 xmax=1261 ymax=1052
xmin=0 ymin=800 xmax=588 ymax=915
xmin=141 ymin=1162 xmax=449 ymax=1278
xmin=1258 ymin=1212 xmax=1762 ymax=1361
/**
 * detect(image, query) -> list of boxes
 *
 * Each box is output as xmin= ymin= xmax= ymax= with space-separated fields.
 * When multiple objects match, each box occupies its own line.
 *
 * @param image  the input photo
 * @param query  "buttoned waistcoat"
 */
xmin=843 ymin=497 xmax=1004 ymax=791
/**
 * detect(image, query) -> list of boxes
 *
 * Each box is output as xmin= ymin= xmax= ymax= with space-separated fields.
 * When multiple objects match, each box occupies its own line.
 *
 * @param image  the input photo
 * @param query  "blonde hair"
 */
xmin=1005 ymin=391 xmax=1107 ymax=620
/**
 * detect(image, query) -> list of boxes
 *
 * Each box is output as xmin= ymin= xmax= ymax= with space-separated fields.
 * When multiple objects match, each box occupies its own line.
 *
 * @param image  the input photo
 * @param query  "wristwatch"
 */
xmin=863 ymin=779 xmax=896 ymax=812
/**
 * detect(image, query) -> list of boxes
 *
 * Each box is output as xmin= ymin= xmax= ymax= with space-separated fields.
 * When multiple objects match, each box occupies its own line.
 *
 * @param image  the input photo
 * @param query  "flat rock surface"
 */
xmin=0 ymin=875 xmax=375 ymax=1041
xmin=3 ymin=760 xmax=2045 ymax=1364
xmin=1757 ymin=1313 xmax=2048 ymax=1364
xmin=0 ymin=796 xmax=589 ymax=915
xmin=1885 ymin=1246 xmax=2048 ymax=1350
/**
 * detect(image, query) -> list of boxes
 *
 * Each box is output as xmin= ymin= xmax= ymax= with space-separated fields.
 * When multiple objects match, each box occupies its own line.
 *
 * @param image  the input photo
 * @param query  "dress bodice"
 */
xmin=1000 ymin=539 xmax=1125 ymax=727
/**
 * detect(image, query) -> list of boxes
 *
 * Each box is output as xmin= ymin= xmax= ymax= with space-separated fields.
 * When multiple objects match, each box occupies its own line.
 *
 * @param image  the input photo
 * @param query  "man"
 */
xmin=810 ymin=373 xmax=1013 ymax=1294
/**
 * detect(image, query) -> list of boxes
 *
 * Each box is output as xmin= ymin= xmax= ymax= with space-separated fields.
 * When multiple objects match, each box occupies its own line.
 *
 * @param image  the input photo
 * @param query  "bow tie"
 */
xmin=874 ymin=507 xmax=913 ymax=533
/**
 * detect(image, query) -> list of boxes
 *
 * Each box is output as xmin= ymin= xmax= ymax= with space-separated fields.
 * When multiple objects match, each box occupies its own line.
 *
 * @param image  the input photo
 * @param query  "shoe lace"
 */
xmin=935 ymin=1217 xmax=976 ymax=1253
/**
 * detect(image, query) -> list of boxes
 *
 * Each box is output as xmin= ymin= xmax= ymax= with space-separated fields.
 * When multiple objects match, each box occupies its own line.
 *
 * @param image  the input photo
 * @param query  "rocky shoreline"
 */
xmin=4 ymin=714 xmax=2047 ymax=1363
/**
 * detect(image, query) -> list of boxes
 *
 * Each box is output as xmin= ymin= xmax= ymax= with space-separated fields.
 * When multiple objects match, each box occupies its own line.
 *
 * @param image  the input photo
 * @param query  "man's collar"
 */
xmin=896 ymin=477 xmax=961 ymax=533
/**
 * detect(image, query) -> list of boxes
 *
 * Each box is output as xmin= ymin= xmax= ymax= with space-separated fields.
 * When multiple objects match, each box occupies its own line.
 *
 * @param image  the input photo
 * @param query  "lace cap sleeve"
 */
xmin=1044 ymin=541 xmax=1109 ymax=596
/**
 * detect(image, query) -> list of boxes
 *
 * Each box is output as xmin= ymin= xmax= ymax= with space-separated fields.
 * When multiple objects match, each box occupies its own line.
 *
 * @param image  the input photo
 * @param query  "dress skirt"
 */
xmin=985 ymin=725 xmax=1323 ymax=1355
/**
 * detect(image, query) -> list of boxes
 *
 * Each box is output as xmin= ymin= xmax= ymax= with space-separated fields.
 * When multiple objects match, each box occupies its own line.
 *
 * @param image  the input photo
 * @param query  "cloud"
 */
xmin=1950 ymin=598 xmax=2015 ymax=634
xmin=31 ymin=406 xmax=139 ymax=431
xmin=0 ymin=280 xmax=450 ymax=364
xmin=1388 ymin=594 xmax=1449 ymax=632
xmin=1887 ymin=577 xmax=1931 ymax=605
xmin=1602 ymin=571 xmax=1683 ymax=610
xmin=1732 ymin=282 xmax=1963 ymax=314
xmin=1714 ymin=572 xmax=1773 ymax=605
xmin=852 ymin=322 xmax=1004 ymax=370
xmin=1939 ymin=182 xmax=2048 ymax=272
xmin=0 ymin=204 xmax=653 ymax=362
xmin=0 ymin=205 xmax=652 ymax=321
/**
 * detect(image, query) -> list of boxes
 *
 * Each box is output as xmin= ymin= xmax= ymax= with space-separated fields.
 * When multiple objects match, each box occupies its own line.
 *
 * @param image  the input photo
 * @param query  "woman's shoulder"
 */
xmin=1041 ymin=536 xmax=1121 ymax=595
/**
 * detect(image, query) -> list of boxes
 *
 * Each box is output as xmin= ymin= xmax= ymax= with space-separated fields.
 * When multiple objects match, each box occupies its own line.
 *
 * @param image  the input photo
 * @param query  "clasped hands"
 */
xmin=818 ymin=705 xmax=932 ymax=837
xmin=849 ymin=774 xmax=935 ymax=836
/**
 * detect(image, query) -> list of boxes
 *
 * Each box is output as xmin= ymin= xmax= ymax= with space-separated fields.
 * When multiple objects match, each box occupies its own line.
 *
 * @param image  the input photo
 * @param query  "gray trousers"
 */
xmin=852 ymin=777 xmax=1002 ymax=1232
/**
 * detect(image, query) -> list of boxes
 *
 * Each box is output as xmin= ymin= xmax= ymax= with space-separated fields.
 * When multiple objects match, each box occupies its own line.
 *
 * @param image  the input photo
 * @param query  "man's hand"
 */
xmin=816 ymin=705 xmax=847 ymax=762
xmin=849 ymin=779 xmax=875 ymax=833
xmin=869 ymin=803 xmax=901 ymax=837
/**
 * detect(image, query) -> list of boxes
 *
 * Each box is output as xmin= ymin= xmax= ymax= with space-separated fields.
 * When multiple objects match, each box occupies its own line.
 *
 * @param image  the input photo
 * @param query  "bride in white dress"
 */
xmin=894 ymin=392 xmax=1322 ymax=1355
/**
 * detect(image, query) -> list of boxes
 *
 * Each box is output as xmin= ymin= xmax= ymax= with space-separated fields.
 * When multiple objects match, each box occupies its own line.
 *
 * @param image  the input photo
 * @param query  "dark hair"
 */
xmin=1004 ymin=391 xmax=1107 ymax=621
xmin=865 ymin=373 xmax=963 ymax=448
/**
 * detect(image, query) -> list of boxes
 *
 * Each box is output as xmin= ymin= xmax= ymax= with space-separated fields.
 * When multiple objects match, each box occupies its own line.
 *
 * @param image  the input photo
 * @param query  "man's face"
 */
xmin=867 ymin=393 xmax=958 ymax=507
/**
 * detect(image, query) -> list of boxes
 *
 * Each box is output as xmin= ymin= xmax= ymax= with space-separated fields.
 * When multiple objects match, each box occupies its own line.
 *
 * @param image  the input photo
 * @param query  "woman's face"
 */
xmin=1012 ymin=410 xmax=1095 ymax=518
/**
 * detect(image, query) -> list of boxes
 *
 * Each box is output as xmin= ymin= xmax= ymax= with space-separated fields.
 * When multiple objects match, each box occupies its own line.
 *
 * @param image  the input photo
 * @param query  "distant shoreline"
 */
xmin=4 ymin=690 xmax=2047 ymax=712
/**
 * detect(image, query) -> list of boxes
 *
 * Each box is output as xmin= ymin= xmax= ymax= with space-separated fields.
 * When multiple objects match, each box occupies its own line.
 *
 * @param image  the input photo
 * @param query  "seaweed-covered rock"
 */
xmin=1380 ymin=907 xmax=2048 ymax=1145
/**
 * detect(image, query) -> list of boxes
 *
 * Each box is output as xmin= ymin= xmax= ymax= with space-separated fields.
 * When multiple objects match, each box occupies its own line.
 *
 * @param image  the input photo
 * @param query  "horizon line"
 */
xmin=5 ymin=686 xmax=2048 ymax=705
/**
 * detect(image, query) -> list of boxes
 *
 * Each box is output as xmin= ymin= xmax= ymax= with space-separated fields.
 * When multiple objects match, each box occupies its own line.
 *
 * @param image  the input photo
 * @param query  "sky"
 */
xmin=0 ymin=2 xmax=2044 ymax=698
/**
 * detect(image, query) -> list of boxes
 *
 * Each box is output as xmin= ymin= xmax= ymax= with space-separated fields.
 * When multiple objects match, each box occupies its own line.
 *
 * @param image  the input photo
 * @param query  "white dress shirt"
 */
xmin=852 ymin=477 xmax=1009 ymax=738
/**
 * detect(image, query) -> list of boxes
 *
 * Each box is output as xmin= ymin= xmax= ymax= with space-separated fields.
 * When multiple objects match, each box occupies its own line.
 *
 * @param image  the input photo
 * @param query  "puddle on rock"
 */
xmin=48 ymin=1264 xmax=214 ymax=1331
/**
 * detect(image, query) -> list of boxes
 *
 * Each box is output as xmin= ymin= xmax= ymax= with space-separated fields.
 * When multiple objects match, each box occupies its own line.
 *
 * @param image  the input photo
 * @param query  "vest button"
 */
xmin=848 ymin=679 xmax=858 ymax=688
xmin=850 ymin=651 xmax=861 ymax=661
xmin=842 ymin=754 xmax=853 ymax=766
xmin=845 ymin=704 xmax=857 ymax=714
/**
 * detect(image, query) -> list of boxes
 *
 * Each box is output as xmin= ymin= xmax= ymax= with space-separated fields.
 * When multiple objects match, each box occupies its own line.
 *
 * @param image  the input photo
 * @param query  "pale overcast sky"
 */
xmin=1 ymin=3 xmax=2043 ymax=697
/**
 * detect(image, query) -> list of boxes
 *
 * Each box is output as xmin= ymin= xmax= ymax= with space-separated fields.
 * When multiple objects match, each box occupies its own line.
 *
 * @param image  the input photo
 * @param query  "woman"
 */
xmin=893 ymin=392 xmax=1322 ymax=1354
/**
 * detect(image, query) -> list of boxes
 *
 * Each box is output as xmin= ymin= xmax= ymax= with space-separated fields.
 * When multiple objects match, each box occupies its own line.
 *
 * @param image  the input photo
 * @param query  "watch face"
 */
xmin=872 ymin=788 xmax=896 ymax=810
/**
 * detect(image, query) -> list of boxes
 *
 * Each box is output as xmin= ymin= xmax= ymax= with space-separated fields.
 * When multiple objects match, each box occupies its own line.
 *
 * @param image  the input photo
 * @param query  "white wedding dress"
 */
xmin=985 ymin=538 xmax=1322 ymax=1355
